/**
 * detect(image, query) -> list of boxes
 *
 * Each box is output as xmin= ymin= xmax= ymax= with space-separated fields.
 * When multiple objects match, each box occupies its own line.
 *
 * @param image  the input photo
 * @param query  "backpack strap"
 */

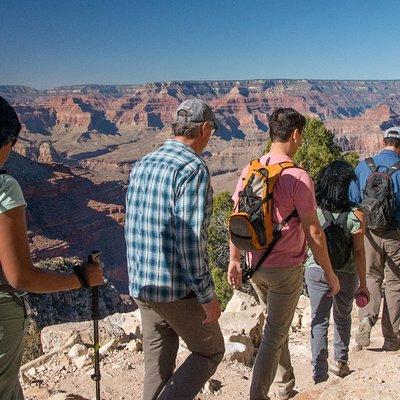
xmin=336 ymin=211 xmax=350 ymax=227
xmin=321 ymin=209 xmax=334 ymax=229
xmin=242 ymin=207 xmax=298 ymax=282
xmin=389 ymin=160 xmax=400 ymax=176
xmin=365 ymin=158 xmax=377 ymax=173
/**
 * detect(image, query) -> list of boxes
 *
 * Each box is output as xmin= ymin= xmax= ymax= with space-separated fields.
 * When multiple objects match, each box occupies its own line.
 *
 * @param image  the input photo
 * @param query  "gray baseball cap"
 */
xmin=176 ymin=99 xmax=217 ymax=129
xmin=384 ymin=126 xmax=400 ymax=139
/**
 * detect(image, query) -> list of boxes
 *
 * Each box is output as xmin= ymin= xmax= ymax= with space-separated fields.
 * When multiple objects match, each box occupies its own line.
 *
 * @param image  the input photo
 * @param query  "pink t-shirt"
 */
xmin=232 ymin=153 xmax=317 ymax=269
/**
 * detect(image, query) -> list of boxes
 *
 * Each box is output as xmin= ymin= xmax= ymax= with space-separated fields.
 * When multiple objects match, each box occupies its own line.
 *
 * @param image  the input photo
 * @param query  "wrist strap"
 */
xmin=73 ymin=265 xmax=90 ymax=288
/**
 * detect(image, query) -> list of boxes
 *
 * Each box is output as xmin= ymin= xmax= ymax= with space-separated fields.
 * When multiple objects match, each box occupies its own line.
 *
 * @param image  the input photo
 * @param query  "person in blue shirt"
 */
xmin=125 ymin=99 xmax=225 ymax=400
xmin=349 ymin=126 xmax=400 ymax=351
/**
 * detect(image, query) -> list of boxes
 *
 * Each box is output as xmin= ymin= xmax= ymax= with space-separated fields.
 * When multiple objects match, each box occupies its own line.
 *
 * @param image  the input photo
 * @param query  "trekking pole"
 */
xmin=88 ymin=250 xmax=102 ymax=400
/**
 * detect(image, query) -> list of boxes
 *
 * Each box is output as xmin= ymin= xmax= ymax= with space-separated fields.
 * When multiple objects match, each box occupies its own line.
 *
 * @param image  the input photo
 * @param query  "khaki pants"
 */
xmin=135 ymin=295 xmax=225 ymax=400
xmin=0 ymin=295 xmax=28 ymax=400
xmin=250 ymin=266 xmax=303 ymax=400
xmin=360 ymin=229 xmax=400 ymax=344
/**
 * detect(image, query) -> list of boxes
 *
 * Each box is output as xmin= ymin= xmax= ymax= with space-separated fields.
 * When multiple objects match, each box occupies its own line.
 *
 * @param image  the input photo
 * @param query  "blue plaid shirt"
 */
xmin=125 ymin=139 xmax=214 ymax=304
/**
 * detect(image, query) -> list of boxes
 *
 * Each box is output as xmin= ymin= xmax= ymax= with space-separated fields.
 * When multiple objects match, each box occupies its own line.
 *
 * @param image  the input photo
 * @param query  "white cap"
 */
xmin=384 ymin=126 xmax=400 ymax=139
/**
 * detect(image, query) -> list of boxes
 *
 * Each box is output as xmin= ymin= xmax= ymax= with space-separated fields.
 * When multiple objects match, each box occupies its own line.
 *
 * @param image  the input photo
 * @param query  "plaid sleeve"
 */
xmin=175 ymin=167 xmax=214 ymax=304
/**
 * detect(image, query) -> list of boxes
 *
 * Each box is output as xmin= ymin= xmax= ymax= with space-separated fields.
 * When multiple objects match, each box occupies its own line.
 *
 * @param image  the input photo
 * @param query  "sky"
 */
xmin=1 ymin=0 xmax=400 ymax=89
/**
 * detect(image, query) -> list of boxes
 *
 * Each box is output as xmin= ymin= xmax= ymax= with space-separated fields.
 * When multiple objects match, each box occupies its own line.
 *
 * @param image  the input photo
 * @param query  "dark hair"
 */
xmin=315 ymin=160 xmax=355 ymax=212
xmin=383 ymin=137 xmax=400 ymax=148
xmin=0 ymin=96 xmax=21 ymax=148
xmin=268 ymin=108 xmax=306 ymax=143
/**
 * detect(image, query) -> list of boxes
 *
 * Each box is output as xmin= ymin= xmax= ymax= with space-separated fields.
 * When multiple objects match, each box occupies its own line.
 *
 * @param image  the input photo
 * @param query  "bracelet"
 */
xmin=73 ymin=265 xmax=90 ymax=288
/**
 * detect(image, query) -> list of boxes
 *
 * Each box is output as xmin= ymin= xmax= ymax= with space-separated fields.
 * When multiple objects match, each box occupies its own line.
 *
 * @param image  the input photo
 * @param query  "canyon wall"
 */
xmin=2 ymin=80 xmax=400 ymax=290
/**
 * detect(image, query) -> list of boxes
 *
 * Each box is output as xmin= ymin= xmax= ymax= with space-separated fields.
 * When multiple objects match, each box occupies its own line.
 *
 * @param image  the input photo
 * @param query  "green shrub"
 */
xmin=211 ymin=267 xmax=233 ymax=310
xmin=22 ymin=319 xmax=43 ymax=365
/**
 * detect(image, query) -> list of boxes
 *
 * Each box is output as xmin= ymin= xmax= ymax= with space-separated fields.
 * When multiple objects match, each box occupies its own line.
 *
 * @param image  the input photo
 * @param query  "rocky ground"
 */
xmin=21 ymin=292 xmax=399 ymax=400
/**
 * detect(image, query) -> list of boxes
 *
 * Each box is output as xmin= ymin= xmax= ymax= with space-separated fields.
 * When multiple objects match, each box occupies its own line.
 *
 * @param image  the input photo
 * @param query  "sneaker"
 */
xmin=329 ymin=361 xmax=351 ymax=377
xmin=381 ymin=341 xmax=400 ymax=351
xmin=355 ymin=317 xmax=372 ymax=348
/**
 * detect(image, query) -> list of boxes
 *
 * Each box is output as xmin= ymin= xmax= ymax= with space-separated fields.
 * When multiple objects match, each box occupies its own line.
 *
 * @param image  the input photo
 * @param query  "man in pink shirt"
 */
xmin=228 ymin=108 xmax=340 ymax=400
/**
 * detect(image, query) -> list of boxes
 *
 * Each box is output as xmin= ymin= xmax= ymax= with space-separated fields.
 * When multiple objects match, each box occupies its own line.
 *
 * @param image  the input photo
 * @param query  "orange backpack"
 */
xmin=228 ymin=158 xmax=298 ymax=281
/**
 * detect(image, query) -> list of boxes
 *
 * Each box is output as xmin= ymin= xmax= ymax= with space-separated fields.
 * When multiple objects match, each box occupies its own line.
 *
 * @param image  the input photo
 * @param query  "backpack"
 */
xmin=228 ymin=158 xmax=298 ymax=282
xmin=321 ymin=210 xmax=352 ymax=271
xmin=361 ymin=158 xmax=400 ymax=231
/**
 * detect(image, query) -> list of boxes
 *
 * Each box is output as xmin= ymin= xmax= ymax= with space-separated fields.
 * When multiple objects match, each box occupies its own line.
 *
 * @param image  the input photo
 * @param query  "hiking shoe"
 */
xmin=329 ymin=361 xmax=351 ymax=377
xmin=382 ymin=341 xmax=400 ymax=351
xmin=355 ymin=317 xmax=372 ymax=348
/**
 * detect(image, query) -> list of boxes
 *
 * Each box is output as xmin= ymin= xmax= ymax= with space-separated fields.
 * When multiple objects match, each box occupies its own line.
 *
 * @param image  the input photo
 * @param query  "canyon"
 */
xmin=2 ymin=79 xmax=400 ymax=290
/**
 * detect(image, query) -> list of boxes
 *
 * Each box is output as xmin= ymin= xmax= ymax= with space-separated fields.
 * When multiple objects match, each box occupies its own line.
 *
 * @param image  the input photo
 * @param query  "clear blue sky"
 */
xmin=1 ymin=0 xmax=400 ymax=89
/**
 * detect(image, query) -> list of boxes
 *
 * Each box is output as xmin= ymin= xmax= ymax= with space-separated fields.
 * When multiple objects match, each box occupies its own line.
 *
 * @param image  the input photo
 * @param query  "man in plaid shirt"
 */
xmin=125 ymin=99 xmax=225 ymax=400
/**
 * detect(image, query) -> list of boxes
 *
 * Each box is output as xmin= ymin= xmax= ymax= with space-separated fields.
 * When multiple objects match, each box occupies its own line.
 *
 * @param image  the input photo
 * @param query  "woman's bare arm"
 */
xmin=0 ymin=206 xmax=103 ymax=292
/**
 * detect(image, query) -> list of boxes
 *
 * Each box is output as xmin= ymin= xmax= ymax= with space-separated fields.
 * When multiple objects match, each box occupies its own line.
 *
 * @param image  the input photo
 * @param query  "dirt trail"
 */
xmin=23 ymin=304 xmax=399 ymax=400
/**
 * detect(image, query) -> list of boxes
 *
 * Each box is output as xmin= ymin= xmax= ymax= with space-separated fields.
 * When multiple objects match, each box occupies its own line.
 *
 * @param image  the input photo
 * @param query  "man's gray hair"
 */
xmin=171 ymin=121 xmax=202 ymax=138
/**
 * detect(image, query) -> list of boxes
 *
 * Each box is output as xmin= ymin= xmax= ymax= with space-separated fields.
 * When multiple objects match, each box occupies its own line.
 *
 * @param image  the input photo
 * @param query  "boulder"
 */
xmin=219 ymin=305 xmax=265 ymax=348
xmin=126 ymin=338 xmax=143 ymax=352
xmin=224 ymin=342 xmax=253 ymax=366
xmin=41 ymin=319 xmax=128 ymax=354
xmin=224 ymin=333 xmax=255 ymax=366
xmin=228 ymin=333 xmax=255 ymax=356
xmin=104 ymin=311 xmax=142 ymax=338
xmin=224 ymin=290 xmax=258 ymax=313
xmin=67 ymin=344 xmax=87 ymax=358
xmin=72 ymin=354 xmax=92 ymax=369
xmin=99 ymin=339 xmax=119 ymax=358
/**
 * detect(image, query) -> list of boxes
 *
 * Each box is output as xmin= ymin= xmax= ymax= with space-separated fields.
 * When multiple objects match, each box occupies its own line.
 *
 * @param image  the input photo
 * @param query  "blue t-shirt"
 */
xmin=349 ymin=149 xmax=400 ymax=227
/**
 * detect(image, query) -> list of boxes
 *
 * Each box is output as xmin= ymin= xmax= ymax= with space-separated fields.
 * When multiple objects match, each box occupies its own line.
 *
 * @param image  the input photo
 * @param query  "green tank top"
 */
xmin=0 ymin=173 xmax=27 ymax=298
xmin=305 ymin=207 xmax=361 ymax=274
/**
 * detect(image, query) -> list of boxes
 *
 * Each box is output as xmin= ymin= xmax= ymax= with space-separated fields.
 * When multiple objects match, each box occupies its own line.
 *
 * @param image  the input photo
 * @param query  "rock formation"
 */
xmin=2 ymin=80 xmax=400 ymax=194
xmin=2 ymin=80 xmax=400 ymax=293
xmin=27 ymin=257 xmax=134 ymax=329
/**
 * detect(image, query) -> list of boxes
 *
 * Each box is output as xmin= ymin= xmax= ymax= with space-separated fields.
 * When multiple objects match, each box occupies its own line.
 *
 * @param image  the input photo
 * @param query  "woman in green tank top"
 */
xmin=0 ymin=97 xmax=104 ymax=399
xmin=305 ymin=160 xmax=370 ymax=383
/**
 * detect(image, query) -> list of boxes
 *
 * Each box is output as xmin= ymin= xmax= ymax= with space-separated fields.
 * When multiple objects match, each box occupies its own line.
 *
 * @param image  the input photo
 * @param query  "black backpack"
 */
xmin=361 ymin=158 xmax=400 ymax=231
xmin=321 ymin=210 xmax=352 ymax=271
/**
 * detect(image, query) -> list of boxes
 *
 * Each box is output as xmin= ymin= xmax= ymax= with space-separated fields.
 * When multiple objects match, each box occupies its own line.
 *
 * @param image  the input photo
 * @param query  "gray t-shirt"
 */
xmin=0 ymin=174 xmax=27 ymax=297
xmin=305 ymin=207 xmax=361 ymax=274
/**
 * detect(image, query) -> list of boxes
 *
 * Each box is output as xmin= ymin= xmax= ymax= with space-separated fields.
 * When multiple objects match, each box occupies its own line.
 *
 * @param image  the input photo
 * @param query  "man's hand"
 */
xmin=202 ymin=294 xmax=221 ymax=324
xmin=325 ymin=270 xmax=340 ymax=297
xmin=228 ymin=260 xmax=242 ymax=289
xmin=82 ymin=261 xmax=104 ymax=287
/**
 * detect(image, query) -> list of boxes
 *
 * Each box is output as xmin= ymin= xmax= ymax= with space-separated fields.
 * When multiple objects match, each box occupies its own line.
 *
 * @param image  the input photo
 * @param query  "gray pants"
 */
xmin=135 ymin=295 xmax=225 ymax=400
xmin=250 ymin=266 xmax=303 ymax=400
xmin=305 ymin=265 xmax=357 ymax=382
xmin=360 ymin=229 xmax=400 ymax=345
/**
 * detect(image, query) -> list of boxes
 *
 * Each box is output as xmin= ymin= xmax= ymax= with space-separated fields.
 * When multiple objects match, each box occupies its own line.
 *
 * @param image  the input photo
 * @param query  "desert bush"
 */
xmin=22 ymin=319 xmax=43 ymax=365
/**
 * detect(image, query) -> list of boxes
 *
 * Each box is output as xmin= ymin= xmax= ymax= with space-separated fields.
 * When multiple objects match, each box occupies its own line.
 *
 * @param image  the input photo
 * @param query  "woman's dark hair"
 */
xmin=0 ymin=96 xmax=21 ymax=148
xmin=315 ymin=160 xmax=356 ymax=212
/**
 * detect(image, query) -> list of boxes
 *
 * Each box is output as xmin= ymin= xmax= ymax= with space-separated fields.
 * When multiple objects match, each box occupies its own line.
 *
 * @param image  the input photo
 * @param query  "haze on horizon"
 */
xmin=1 ymin=0 xmax=400 ymax=89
